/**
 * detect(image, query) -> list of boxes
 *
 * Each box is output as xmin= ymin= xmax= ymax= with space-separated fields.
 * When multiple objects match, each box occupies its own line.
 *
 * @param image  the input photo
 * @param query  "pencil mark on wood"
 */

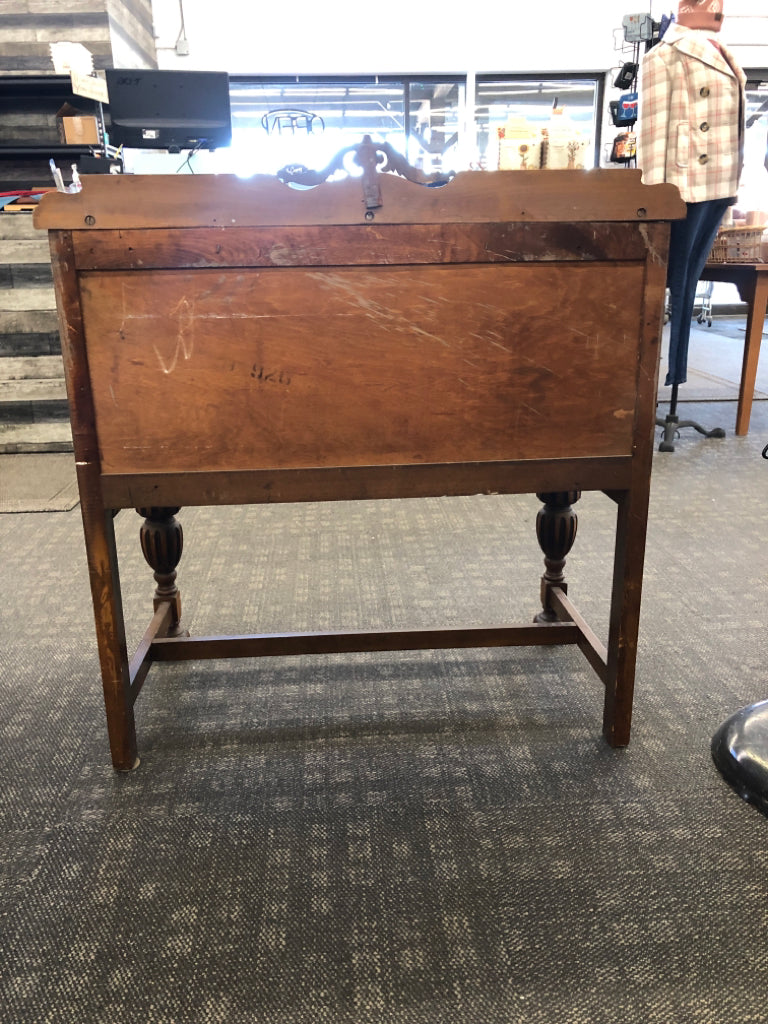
xmin=251 ymin=365 xmax=292 ymax=386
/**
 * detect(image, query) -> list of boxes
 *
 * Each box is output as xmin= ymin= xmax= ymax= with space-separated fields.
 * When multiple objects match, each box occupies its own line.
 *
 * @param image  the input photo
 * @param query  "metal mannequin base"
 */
xmin=656 ymin=382 xmax=725 ymax=452
xmin=656 ymin=411 xmax=726 ymax=452
xmin=711 ymin=700 xmax=768 ymax=816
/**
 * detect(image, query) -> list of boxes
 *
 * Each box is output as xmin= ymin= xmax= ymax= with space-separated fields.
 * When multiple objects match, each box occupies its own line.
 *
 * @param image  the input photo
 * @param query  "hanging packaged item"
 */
xmin=622 ymin=13 xmax=654 ymax=41
xmin=610 ymin=131 xmax=637 ymax=164
xmin=614 ymin=62 xmax=638 ymax=90
xmin=609 ymin=92 xmax=638 ymax=128
xmin=497 ymin=117 xmax=542 ymax=170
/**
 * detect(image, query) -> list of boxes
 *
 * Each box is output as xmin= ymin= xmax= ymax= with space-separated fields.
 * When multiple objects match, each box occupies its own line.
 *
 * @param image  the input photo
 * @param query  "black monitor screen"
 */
xmin=105 ymin=69 xmax=232 ymax=151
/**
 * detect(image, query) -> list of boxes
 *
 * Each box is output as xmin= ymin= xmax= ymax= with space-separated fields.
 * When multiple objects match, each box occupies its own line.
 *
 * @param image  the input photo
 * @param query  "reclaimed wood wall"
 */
xmin=107 ymin=0 xmax=157 ymax=71
xmin=0 ymin=212 xmax=71 ymax=452
xmin=0 ymin=2 xmax=156 ymax=449
xmin=0 ymin=0 xmax=157 ymax=75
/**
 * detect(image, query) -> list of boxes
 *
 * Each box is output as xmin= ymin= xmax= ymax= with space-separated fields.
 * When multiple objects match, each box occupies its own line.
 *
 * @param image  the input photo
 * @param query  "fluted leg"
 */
xmin=534 ymin=490 xmax=580 ymax=623
xmin=136 ymin=506 xmax=184 ymax=637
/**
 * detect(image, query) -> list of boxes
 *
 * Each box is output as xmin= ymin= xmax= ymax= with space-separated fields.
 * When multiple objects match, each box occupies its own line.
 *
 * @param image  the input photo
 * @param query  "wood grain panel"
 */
xmin=81 ymin=262 xmax=645 ymax=474
xmin=35 ymin=170 xmax=687 ymax=231
xmin=71 ymin=222 xmax=650 ymax=272
xmin=99 ymin=458 xmax=634 ymax=510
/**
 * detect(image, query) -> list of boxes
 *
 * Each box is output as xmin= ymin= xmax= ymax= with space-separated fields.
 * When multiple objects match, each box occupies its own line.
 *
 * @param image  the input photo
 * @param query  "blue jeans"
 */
xmin=665 ymin=197 xmax=733 ymax=387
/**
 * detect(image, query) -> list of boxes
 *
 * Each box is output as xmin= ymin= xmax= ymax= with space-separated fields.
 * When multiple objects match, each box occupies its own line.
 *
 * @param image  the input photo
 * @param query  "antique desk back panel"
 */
xmin=35 ymin=168 xmax=684 ymax=768
xmin=80 ymin=261 xmax=642 ymax=474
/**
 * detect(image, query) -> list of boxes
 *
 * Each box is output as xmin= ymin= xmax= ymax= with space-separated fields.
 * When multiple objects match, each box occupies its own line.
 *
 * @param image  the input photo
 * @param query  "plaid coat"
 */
xmin=637 ymin=24 xmax=746 ymax=203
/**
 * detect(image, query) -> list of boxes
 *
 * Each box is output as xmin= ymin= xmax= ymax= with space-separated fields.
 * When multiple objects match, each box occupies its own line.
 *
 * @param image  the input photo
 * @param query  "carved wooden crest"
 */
xmin=277 ymin=133 xmax=454 ymax=210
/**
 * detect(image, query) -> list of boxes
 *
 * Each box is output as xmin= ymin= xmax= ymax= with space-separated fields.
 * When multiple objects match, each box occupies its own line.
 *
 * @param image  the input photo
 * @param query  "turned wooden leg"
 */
xmin=136 ymin=507 xmax=185 ymax=637
xmin=534 ymin=490 xmax=580 ymax=623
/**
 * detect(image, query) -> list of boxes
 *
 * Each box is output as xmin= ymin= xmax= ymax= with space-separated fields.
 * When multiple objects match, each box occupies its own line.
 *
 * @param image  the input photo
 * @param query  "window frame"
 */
xmin=227 ymin=71 xmax=606 ymax=175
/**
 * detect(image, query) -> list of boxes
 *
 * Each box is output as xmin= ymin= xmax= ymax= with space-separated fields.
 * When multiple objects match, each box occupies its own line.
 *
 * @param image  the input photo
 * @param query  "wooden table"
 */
xmin=35 ymin=163 xmax=684 ymax=770
xmin=699 ymin=262 xmax=768 ymax=435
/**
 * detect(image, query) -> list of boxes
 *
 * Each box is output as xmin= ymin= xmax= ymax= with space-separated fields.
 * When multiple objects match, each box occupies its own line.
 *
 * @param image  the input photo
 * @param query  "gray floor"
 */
xmin=2 ymin=316 xmax=768 ymax=1023
xmin=661 ymin=313 xmax=768 ymax=401
xmin=0 ymin=452 xmax=79 ymax=512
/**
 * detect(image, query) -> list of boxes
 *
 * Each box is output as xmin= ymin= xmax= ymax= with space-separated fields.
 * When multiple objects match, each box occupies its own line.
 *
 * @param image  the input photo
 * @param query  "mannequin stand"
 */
xmin=711 ymin=446 xmax=768 ymax=813
xmin=712 ymin=700 xmax=768 ymax=816
xmin=656 ymin=382 xmax=725 ymax=452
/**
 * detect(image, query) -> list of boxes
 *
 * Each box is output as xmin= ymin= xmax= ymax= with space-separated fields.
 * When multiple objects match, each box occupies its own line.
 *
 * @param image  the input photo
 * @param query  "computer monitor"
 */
xmin=105 ymin=69 xmax=232 ymax=152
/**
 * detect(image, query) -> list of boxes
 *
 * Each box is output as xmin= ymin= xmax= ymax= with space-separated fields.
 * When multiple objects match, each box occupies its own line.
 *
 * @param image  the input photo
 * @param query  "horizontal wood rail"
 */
xmin=100 ymin=460 xmax=634 ymax=510
xmin=550 ymin=587 xmax=609 ymax=685
xmin=148 ymin=621 xmax=580 ymax=664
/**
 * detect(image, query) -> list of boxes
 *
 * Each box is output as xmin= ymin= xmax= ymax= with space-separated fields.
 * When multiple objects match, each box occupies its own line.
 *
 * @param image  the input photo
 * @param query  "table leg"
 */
xmin=736 ymin=275 xmax=768 ymax=436
xmin=76 ymin=462 xmax=137 ymax=770
xmin=602 ymin=487 xmax=650 ymax=747
xmin=534 ymin=491 xmax=580 ymax=623
xmin=137 ymin=507 xmax=185 ymax=636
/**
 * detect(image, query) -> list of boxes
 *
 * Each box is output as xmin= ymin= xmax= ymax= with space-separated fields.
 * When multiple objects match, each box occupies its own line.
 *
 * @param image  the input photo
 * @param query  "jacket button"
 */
xmin=700 ymin=121 xmax=710 ymax=132
xmin=700 ymin=86 xmax=710 ymax=97
xmin=698 ymin=154 xmax=709 ymax=164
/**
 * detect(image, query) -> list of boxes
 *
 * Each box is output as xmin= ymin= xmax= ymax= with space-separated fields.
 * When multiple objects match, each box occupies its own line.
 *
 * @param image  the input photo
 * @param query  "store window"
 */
xmin=475 ymin=74 xmax=604 ymax=171
xmin=124 ymin=72 xmax=605 ymax=178
xmin=227 ymin=75 xmax=465 ymax=178
xmin=741 ymin=72 xmax=768 ymax=216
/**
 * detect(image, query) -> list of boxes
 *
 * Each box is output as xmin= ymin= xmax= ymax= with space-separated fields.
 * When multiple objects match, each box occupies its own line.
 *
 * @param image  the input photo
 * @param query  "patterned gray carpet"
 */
xmin=2 ymin=400 xmax=768 ymax=1023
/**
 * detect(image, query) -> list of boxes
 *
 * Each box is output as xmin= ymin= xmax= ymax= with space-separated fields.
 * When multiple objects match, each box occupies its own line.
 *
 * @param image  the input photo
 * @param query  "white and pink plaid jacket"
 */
xmin=637 ymin=23 xmax=746 ymax=203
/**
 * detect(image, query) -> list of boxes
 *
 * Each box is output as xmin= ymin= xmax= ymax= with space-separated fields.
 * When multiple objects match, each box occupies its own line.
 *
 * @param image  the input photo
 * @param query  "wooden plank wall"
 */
xmin=0 ymin=212 xmax=71 ymax=452
xmin=0 ymin=0 xmax=156 ymax=74
xmin=0 ymin=2 xmax=156 ymax=447
xmin=107 ymin=0 xmax=157 ymax=70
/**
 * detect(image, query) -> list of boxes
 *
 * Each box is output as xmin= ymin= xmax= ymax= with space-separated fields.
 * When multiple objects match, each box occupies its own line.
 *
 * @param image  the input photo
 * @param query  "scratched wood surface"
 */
xmin=81 ymin=261 xmax=645 ymax=475
xmin=34 ymin=169 xmax=685 ymax=231
xmin=70 ymin=223 xmax=652 ymax=272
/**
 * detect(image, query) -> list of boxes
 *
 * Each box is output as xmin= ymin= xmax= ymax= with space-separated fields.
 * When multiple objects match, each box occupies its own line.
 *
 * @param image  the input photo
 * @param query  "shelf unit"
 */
xmin=0 ymin=75 xmax=101 ymax=191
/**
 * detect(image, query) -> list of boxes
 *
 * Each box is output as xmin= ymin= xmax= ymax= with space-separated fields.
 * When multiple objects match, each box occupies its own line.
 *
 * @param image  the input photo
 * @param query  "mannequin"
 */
xmin=637 ymin=0 xmax=746 ymax=450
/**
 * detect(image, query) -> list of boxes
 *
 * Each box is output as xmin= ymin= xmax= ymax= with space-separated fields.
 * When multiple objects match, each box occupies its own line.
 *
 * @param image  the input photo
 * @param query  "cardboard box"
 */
xmin=56 ymin=103 xmax=100 ymax=145
xmin=58 ymin=115 xmax=100 ymax=145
